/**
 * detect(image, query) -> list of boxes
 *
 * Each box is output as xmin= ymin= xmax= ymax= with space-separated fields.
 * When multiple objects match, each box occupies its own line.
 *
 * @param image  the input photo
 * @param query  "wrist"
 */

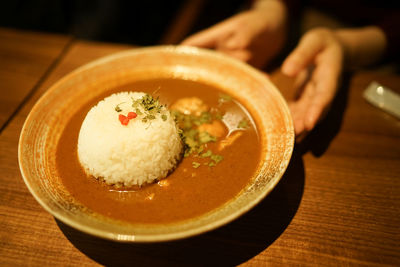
xmin=251 ymin=0 xmax=287 ymax=18
xmin=252 ymin=0 xmax=284 ymax=9
xmin=251 ymin=0 xmax=288 ymax=32
xmin=335 ymin=27 xmax=387 ymax=69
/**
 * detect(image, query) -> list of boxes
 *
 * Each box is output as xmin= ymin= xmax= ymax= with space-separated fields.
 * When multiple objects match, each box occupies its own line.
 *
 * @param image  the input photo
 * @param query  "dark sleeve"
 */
xmin=376 ymin=11 xmax=400 ymax=62
xmin=281 ymin=0 xmax=303 ymax=20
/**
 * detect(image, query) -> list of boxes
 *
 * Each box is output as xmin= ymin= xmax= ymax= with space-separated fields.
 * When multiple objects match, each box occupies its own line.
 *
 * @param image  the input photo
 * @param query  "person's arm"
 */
xmin=335 ymin=26 xmax=387 ymax=69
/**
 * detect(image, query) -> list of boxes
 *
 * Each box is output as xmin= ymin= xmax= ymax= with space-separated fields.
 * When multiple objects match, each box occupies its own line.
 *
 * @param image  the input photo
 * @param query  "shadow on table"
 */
xmin=56 ymin=151 xmax=304 ymax=266
xmin=296 ymin=73 xmax=351 ymax=157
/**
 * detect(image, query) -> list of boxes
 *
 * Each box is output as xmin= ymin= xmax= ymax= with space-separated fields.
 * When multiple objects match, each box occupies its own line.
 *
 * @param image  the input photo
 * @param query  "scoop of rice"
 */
xmin=77 ymin=92 xmax=183 ymax=187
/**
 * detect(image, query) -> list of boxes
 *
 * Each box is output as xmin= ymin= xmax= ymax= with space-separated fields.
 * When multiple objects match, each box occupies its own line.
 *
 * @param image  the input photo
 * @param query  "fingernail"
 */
xmin=282 ymin=61 xmax=295 ymax=76
xmin=305 ymin=115 xmax=317 ymax=131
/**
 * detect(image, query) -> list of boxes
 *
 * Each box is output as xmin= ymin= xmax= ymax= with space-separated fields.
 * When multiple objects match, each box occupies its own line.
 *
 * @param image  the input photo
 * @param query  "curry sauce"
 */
xmin=56 ymin=78 xmax=261 ymax=224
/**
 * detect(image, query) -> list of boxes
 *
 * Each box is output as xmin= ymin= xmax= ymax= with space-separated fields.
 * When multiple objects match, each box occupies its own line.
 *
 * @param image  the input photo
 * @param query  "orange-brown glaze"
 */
xmin=56 ymin=78 xmax=261 ymax=224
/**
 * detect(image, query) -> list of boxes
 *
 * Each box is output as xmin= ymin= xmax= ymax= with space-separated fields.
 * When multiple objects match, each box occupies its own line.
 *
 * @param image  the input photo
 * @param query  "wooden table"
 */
xmin=1 ymin=27 xmax=399 ymax=266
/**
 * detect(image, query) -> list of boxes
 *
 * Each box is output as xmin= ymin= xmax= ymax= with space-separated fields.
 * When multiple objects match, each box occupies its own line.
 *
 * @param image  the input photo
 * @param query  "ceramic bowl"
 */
xmin=18 ymin=46 xmax=294 ymax=242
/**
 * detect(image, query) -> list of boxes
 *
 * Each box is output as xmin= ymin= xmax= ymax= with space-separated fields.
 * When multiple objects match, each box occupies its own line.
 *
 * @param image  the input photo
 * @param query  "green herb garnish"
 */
xmin=145 ymin=114 xmax=156 ymax=120
xmin=210 ymin=154 xmax=224 ymax=163
xmin=115 ymin=102 xmax=125 ymax=112
xmin=174 ymin=110 xmax=219 ymax=157
xmin=237 ymin=119 xmax=249 ymax=129
xmin=199 ymin=131 xmax=217 ymax=144
xmin=185 ymin=137 xmax=198 ymax=149
xmin=194 ymin=111 xmax=212 ymax=126
xmin=200 ymin=150 xmax=212 ymax=158
xmin=192 ymin=161 xmax=201 ymax=168
xmin=208 ymin=161 xmax=217 ymax=167
xmin=197 ymin=145 xmax=204 ymax=154
xmin=215 ymin=111 xmax=224 ymax=120
xmin=130 ymin=93 xmax=168 ymax=124
xmin=135 ymin=108 xmax=143 ymax=115
xmin=140 ymin=94 xmax=164 ymax=114
xmin=172 ymin=107 xmax=226 ymax=168
xmin=131 ymin=97 xmax=139 ymax=108
xmin=218 ymin=94 xmax=232 ymax=103
xmin=185 ymin=128 xmax=198 ymax=139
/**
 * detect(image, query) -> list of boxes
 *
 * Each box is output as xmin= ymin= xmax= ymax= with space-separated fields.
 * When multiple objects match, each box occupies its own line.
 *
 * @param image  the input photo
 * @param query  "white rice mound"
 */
xmin=77 ymin=91 xmax=183 ymax=187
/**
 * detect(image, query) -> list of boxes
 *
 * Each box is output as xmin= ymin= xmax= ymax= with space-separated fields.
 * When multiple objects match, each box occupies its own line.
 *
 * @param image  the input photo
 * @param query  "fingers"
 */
xmin=182 ymin=26 xmax=253 ymax=63
xmin=181 ymin=29 xmax=221 ymax=48
xmin=221 ymin=49 xmax=252 ymax=62
xmin=182 ymin=17 xmax=253 ymax=55
xmin=290 ymin=62 xmax=339 ymax=136
xmin=303 ymin=86 xmax=331 ymax=131
xmin=181 ymin=19 xmax=234 ymax=48
xmin=284 ymin=29 xmax=344 ymax=136
xmin=289 ymin=101 xmax=307 ymax=136
xmin=282 ymin=31 xmax=324 ymax=77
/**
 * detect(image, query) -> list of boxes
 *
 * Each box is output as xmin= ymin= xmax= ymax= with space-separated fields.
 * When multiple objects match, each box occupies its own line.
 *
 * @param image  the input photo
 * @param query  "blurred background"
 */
xmin=1 ymin=0 xmax=398 ymax=71
xmin=0 ymin=0 xmax=247 ymax=45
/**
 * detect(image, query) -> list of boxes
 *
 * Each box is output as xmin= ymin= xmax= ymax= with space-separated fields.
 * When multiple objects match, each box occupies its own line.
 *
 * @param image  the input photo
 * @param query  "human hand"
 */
xmin=181 ymin=0 xmax=287 ymax=68
xmin=282 ymin=28 xmax=345 ymax=137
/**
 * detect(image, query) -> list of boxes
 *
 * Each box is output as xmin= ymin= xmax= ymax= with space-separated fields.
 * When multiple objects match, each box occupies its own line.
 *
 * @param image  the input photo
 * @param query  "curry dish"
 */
xmin=56 ymin=78 xmax=261 ymax=224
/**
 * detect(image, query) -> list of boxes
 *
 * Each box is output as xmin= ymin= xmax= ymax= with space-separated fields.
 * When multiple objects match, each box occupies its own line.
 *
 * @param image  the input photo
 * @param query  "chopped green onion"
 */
xmin=192 ymin=161 xmax=201 ymax=168
xmin=237 ymin=119 xmax=249 ymax=129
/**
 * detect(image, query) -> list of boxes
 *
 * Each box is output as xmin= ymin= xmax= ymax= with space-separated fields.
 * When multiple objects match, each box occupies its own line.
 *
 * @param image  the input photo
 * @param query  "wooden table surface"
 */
xmin=1 ymin=27 xmax=399 ymax=266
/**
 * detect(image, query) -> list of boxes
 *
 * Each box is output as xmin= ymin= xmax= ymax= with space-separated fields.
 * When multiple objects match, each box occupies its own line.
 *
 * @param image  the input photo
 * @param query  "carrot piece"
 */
xmin=119 ymin=114 xmax=129 ymax=125
xmin=127 ymin=112 xmax=137 ymax=119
